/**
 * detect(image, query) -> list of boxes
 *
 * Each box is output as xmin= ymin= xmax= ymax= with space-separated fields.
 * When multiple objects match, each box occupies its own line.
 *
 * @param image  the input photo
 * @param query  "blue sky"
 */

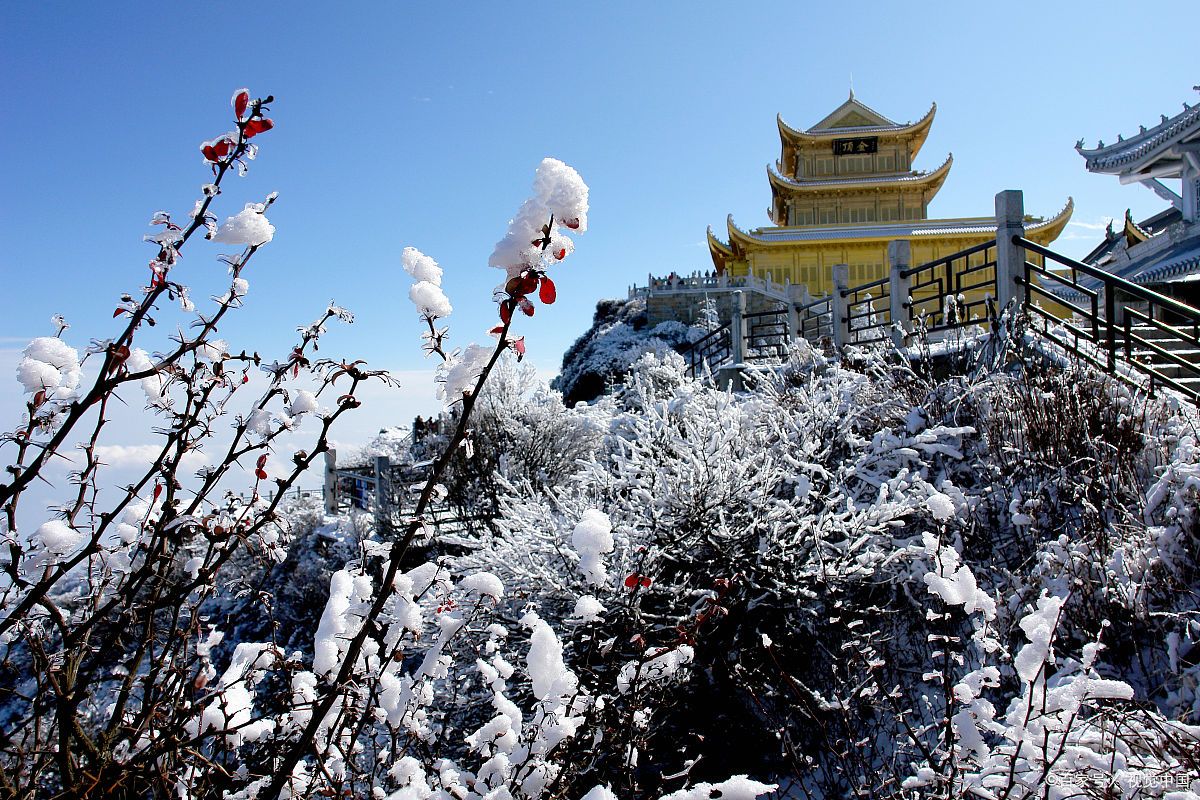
xmin=1 ymin=0 xmax=1197 ymax=454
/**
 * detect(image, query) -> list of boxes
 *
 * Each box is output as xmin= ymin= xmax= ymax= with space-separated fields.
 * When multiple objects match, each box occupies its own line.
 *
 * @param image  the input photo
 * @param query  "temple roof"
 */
xmin=1076 ymin=100 xmax=1200 ymax=174
xmin=766 ymin=154 xmax=953 ymax=194
xmin=1082 ymin=207 xmax=1182 ymax=265
xmin=809 ymin=93 xmax=899 ymax=129
xmin=719 ymin=197 xmax=1073 ymax=248
xmin=778 ymin=101 xmax=937 ymax=154
xmin=1057 ymin=233 xmax=1200 ymax=300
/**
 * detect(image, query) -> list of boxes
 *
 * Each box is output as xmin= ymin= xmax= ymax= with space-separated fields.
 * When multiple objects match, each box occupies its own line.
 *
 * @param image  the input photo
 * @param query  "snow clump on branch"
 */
xmin=437 ymin=343 xmax=492 ymax=407
xmin=570 ymin=509 xmax=614 ymax=586
xmin=16 ymin=337 xmax=82 ymax=398
xmin=403 ymin=247 xmax=452 ymax=320
xmin=488 ymin=157 xmax=589 ymax=277
xmin=409 ymin=281 xmax=452 ymax=319
xmin=402 ymin=246 xmax=444 ymax=285
xmin=211 ymin=201 xmax=275 ymax=246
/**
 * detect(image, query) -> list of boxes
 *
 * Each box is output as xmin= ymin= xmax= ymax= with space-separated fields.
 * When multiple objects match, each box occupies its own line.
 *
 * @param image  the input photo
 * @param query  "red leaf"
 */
xmin=640 ymin=576 xmax=653 ymax=588
xmin=555 ymin=248 xmax=567 ymax=260
xmin=488 ymin=325 xmax=505 ymax=335
xmin=292 ymin=363 xmax=299 ymax=378
xmin=499 ymin=301 xmax=512 ymax=325
xmin=504 ymin=275 xmax=524 ymax=296
xmin=539 ymin=276 xmax=557 ymax=305
xmin=108 ymin=345 xmax=130 ymax=375
xmin=153 ymin=483 xmax=163 ymax=501
xmin=518 ymin=297 xmax=535 ymax=317
xmin=562 ymin=218 xmax=580 ymax=230
xmin=232 ymin=89 xmax=250 ymax=120
xmin=244 ymin=118 xmax=273 ymax=138
xmin=113 ymin=308 xmax=127 ymax=318
xmin=201 ymin=137 xmax=234 ymax=163
xmin=32 ymin=390 xmax=45 ymax=407
xmin=624 ymin=573 xmax=640 ymax=589
xmin=511 ymin=337 xmax=526 ymax=360
xmin=520 ymin=274 xmax=539 ymax=295
xmin=255 ymin=468 xmax=268 ymax=481
xmin=256 ymin=454 xmax=269 ymax=470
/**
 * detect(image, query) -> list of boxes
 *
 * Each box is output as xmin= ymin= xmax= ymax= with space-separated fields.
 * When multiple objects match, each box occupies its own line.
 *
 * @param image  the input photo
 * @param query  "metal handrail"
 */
xmin=839 ymin=275 xmax=889 ymax=298
xmin=1018 ymin=237 xmax=1200 ymax=325
xmin=900 ymin=240 xmax=994 ymax=280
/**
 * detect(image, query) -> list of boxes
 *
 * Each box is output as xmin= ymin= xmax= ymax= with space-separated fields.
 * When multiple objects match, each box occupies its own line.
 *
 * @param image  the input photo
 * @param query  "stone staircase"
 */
xmin=1127 ymin=323 xmax=1200 ymax=394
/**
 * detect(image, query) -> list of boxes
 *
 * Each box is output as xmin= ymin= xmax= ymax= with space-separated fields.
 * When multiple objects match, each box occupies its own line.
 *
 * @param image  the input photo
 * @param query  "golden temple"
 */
xmin=706 ymin=93 xmax=1074 ymax=295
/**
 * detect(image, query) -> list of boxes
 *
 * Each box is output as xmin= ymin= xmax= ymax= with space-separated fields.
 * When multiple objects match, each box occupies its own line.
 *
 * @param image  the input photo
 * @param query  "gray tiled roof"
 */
xmin=1077 ymin=103 xmax=1200 ymax=172
xmin=767 ymin=156 xmax=951 ymax=188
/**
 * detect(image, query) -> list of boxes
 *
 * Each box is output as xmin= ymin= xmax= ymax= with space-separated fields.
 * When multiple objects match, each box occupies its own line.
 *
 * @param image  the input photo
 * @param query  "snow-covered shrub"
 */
xmin=460 ymin=336 xmax=1200 ymax=795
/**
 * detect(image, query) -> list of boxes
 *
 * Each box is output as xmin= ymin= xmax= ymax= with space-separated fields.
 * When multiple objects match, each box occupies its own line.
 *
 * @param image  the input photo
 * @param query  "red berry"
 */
xmin=555 ymin=248 xmax=567 ymax=260
xmin=518 ymin=297 xmax=535 ymax=317
xmin=563 ymin=218 xmax=581 ymax=230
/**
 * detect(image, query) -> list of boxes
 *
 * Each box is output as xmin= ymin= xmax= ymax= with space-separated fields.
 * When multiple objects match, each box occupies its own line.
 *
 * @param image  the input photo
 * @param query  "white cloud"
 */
xmin=1067 ymin=218 xmax=1115 ymax=231
xmin=94 ymin=445 xmax=208 ymax=471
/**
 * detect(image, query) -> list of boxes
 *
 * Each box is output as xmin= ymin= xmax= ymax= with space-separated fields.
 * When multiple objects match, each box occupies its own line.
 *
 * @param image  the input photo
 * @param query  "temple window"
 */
xmin=838 ymin=155 xmax=871 ymax=174
xmin=844 ymin=206 xmax=875 ymax=223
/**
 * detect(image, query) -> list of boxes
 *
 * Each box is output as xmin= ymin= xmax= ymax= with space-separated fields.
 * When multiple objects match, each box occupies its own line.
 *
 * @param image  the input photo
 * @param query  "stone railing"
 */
xmin=629 ymin=270 xmax=807 ymax=304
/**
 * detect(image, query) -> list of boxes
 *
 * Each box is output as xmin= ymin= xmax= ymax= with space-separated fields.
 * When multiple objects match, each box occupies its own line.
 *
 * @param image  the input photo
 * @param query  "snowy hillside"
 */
xmin=553 ymin=296 xmax=709 ymax=405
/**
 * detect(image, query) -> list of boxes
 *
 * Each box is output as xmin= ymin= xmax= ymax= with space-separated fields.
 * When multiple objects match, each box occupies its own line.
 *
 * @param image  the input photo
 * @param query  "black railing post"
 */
xmin=373 ymin=455 xmax=388 ymax=530
xmin=323 ymin=448 xmax=338 ymax=515
xmin=1104 ymin=287 xmax=1116 ymax=373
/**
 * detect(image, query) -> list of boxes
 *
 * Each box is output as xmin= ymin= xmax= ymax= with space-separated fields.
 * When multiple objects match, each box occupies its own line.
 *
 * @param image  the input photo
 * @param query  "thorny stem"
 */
xmin=263 ymin=301 xmax=518 ymax=799
xmin=0 ymin=126 xmax=250 ymax=514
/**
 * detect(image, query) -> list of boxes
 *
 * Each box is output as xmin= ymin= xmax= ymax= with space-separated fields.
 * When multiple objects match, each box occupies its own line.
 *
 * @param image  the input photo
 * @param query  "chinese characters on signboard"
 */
xmin=834 ymin=136 xmax=878 ymax=156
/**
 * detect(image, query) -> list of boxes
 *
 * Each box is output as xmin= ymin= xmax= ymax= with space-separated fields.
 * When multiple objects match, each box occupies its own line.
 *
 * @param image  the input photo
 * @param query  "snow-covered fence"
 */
xmin=323 ymin=452 xmax=484 ymax=538
xmin=630 ymin=267 xmax=802 ymax=305
xmin=682 ymin=190 xmax=1037 ymax=376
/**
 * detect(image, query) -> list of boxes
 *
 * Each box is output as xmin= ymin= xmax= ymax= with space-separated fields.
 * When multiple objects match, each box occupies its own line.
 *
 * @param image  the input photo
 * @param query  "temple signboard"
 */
xmin=833 ymin=136 xmax=878 ymax=155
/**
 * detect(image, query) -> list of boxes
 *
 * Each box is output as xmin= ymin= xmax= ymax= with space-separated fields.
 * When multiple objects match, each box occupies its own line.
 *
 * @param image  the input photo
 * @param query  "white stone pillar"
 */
xmin=730 ymin=290 xmax=747 ymax=364
xmin=1182 ymin=157 xmax=1199 ymax=223
xmin=887 ymin=240 xmax=913 ymax=348
xmin=832 ymin=263 xmax=850 ymax=349
xmin=995 ymin=190 xmax=1027 ymax=312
